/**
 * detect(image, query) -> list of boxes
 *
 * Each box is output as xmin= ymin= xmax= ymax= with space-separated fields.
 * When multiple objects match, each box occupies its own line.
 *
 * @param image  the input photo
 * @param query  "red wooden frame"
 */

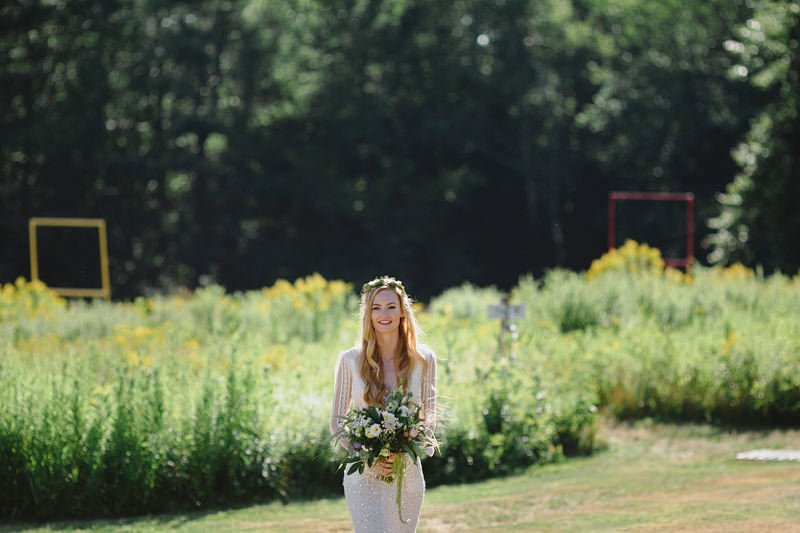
xmin=608 ymin=191 xmax=695 ymax=270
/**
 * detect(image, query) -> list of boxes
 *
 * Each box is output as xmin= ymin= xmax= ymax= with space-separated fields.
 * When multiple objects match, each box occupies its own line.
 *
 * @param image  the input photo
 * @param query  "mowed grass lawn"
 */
xmin=7 ymin=419 xmax=800 ymax=532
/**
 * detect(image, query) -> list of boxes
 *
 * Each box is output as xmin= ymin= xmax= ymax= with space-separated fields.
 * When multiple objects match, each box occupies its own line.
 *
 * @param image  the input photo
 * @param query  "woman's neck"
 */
xmin=375 ymin=330 xmax=400 ymax=363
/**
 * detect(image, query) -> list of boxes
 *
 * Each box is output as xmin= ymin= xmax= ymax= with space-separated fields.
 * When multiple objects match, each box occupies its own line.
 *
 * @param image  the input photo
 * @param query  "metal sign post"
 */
xmin=488 ymin=294 xmax=525 ymax=360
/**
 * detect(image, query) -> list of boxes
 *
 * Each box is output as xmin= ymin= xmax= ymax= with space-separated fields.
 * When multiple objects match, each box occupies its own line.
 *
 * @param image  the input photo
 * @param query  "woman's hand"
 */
xmin=373 ymin=452 xmax=396 ymax=477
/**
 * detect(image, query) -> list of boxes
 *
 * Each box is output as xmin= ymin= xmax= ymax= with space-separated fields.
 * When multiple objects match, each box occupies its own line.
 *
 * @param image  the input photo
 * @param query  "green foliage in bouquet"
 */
xmin=333 ymin=388 xmax=437 ymax=477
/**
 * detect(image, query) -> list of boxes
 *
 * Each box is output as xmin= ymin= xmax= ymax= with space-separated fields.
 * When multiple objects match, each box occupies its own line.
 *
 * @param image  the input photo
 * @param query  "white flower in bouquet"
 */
xmin=382 ymin=412 xmax=399 ymax=432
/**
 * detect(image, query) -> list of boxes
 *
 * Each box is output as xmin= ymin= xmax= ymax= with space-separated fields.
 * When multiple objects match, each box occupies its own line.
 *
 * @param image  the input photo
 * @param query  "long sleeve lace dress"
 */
xmin=330 ymin=346 xmax=437 ymax=533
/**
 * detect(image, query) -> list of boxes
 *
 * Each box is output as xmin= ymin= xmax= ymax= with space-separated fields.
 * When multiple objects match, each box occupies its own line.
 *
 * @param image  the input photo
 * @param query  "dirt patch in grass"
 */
xmin=630 ymin=518 xmax=800 ymax=533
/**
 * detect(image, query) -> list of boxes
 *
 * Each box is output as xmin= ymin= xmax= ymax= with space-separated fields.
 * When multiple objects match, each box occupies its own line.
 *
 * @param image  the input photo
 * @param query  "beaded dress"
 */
xmin=330 ymin=346 xmax=437 ymax=533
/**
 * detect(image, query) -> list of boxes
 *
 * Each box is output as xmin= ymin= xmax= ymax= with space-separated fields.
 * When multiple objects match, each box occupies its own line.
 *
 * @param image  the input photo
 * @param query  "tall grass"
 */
xmin=2 ymin=249 xmax=798 ymax=521
xmin=1 ymin=274 xmax=593 ymax=520
xmin=513 ymin=243 xmax=800 ymax=425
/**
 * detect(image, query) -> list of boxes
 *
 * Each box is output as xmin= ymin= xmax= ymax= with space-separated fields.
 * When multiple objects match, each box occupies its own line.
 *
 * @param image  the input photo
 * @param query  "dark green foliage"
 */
xmin=556 ymin=295 xmax=601 ymax=333
xmin=3 ymin=0 xmax=794 ymax=299
xmin=277 ymin=434 xmax=341 ymax=501
xmin=707 ymin=1 xmax=800 ymax=273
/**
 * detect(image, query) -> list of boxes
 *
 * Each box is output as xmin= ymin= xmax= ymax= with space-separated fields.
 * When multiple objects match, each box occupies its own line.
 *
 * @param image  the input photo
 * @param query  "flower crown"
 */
xmin=361 ymin=276 xmax=406 ymax=297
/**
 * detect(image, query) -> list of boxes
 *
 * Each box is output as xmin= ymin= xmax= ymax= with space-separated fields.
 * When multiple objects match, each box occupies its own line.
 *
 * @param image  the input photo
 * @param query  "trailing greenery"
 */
xmin=2 ymin=246 xmax=799 ymax=521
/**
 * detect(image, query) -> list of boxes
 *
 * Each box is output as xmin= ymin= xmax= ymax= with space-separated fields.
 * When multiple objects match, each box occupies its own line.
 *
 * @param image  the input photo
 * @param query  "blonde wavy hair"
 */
xmin=358 ymin=276 xmax=426 ymax=405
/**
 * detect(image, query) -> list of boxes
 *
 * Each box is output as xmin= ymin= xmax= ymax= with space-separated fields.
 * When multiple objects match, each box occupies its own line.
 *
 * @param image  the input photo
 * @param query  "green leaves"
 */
xmin=2 ymin=0 xmax=796 ymax=296
xmin=708 ymin=0 xmax=800 ymax=271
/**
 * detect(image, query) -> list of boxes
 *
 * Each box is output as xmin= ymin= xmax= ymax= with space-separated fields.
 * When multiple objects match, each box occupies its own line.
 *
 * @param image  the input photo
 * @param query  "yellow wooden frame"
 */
xmin=28 ymin=217 xmax=111 ymax=299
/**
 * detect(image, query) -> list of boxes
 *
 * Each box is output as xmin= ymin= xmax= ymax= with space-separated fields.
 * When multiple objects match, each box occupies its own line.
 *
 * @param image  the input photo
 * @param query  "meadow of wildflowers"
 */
xmin=1 ymin=246 xmax=799 ymax=520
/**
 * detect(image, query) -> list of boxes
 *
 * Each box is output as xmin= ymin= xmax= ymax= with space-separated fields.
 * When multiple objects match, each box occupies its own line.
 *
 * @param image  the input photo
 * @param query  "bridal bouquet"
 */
xmin=333 ymin=387 xmax=438 ymax=522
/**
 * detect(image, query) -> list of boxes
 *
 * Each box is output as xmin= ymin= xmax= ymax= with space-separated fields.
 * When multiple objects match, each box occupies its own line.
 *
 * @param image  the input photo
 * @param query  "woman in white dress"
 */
xmin=330 ymin=276 xmax=437 ymax=533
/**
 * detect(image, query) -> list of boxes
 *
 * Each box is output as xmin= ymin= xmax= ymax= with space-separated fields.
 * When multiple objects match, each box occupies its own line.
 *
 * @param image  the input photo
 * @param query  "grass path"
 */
xmin=7 ymin=420 xmax=800 ymax=532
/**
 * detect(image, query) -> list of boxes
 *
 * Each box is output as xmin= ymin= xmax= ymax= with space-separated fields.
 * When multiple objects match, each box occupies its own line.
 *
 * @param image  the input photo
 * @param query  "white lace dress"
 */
xmin=330 ymin=346 xmax=437 ymax=533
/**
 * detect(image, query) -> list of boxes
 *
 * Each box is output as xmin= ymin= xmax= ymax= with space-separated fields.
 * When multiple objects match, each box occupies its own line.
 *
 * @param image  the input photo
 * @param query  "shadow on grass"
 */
xmin=1 ymin=492 xmax=349 ymax=533
xmin=609 ymin=414 xmax=795 ymax=440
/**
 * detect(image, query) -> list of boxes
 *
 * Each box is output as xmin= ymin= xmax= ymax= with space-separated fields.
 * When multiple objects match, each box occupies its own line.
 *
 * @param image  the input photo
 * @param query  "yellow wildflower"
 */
xmin=587 ymin=240 xmax=665 ymax=279
xmin=712 ymin=262 xmax=754 ymax=281
xmin=126 ymin=351 xmax=140 ymax=367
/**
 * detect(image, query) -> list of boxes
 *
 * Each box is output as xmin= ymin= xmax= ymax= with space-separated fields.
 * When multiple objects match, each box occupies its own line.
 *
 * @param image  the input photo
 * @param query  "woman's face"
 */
xmin=370 ymin=289 xmax=404 ymax=334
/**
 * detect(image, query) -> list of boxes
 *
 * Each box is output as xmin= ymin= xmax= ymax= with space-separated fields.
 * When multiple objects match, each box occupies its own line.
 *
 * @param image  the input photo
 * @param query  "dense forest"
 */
xmin=2 ymin=0 xmax=798 ymax=299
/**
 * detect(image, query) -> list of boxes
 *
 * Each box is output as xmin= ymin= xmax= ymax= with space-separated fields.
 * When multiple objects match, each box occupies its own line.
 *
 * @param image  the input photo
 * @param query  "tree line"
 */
xmin=1 ymin=0 xmax=797 ymax=299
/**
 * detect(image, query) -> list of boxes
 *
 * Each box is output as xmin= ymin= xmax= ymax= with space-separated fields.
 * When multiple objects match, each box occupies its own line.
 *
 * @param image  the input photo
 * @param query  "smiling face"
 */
xmin=370 ymin=288 xmax=404 ymax=334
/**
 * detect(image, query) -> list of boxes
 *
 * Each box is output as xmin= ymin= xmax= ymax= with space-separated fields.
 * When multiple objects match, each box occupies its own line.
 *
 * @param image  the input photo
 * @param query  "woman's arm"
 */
xmin=330 ymin=351 xmax=352 ymax=447
xmin=421 ymin=349 xmax=437 ymax=433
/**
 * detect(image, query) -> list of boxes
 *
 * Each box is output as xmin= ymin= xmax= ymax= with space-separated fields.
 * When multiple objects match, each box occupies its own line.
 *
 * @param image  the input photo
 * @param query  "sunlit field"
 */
xmin=2 ymin=242 xmax=799 ymax=522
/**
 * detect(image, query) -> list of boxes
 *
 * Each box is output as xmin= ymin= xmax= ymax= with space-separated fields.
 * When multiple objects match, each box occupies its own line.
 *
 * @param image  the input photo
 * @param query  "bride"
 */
xmin=330 ymin=276 xmax=437 ymax=532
